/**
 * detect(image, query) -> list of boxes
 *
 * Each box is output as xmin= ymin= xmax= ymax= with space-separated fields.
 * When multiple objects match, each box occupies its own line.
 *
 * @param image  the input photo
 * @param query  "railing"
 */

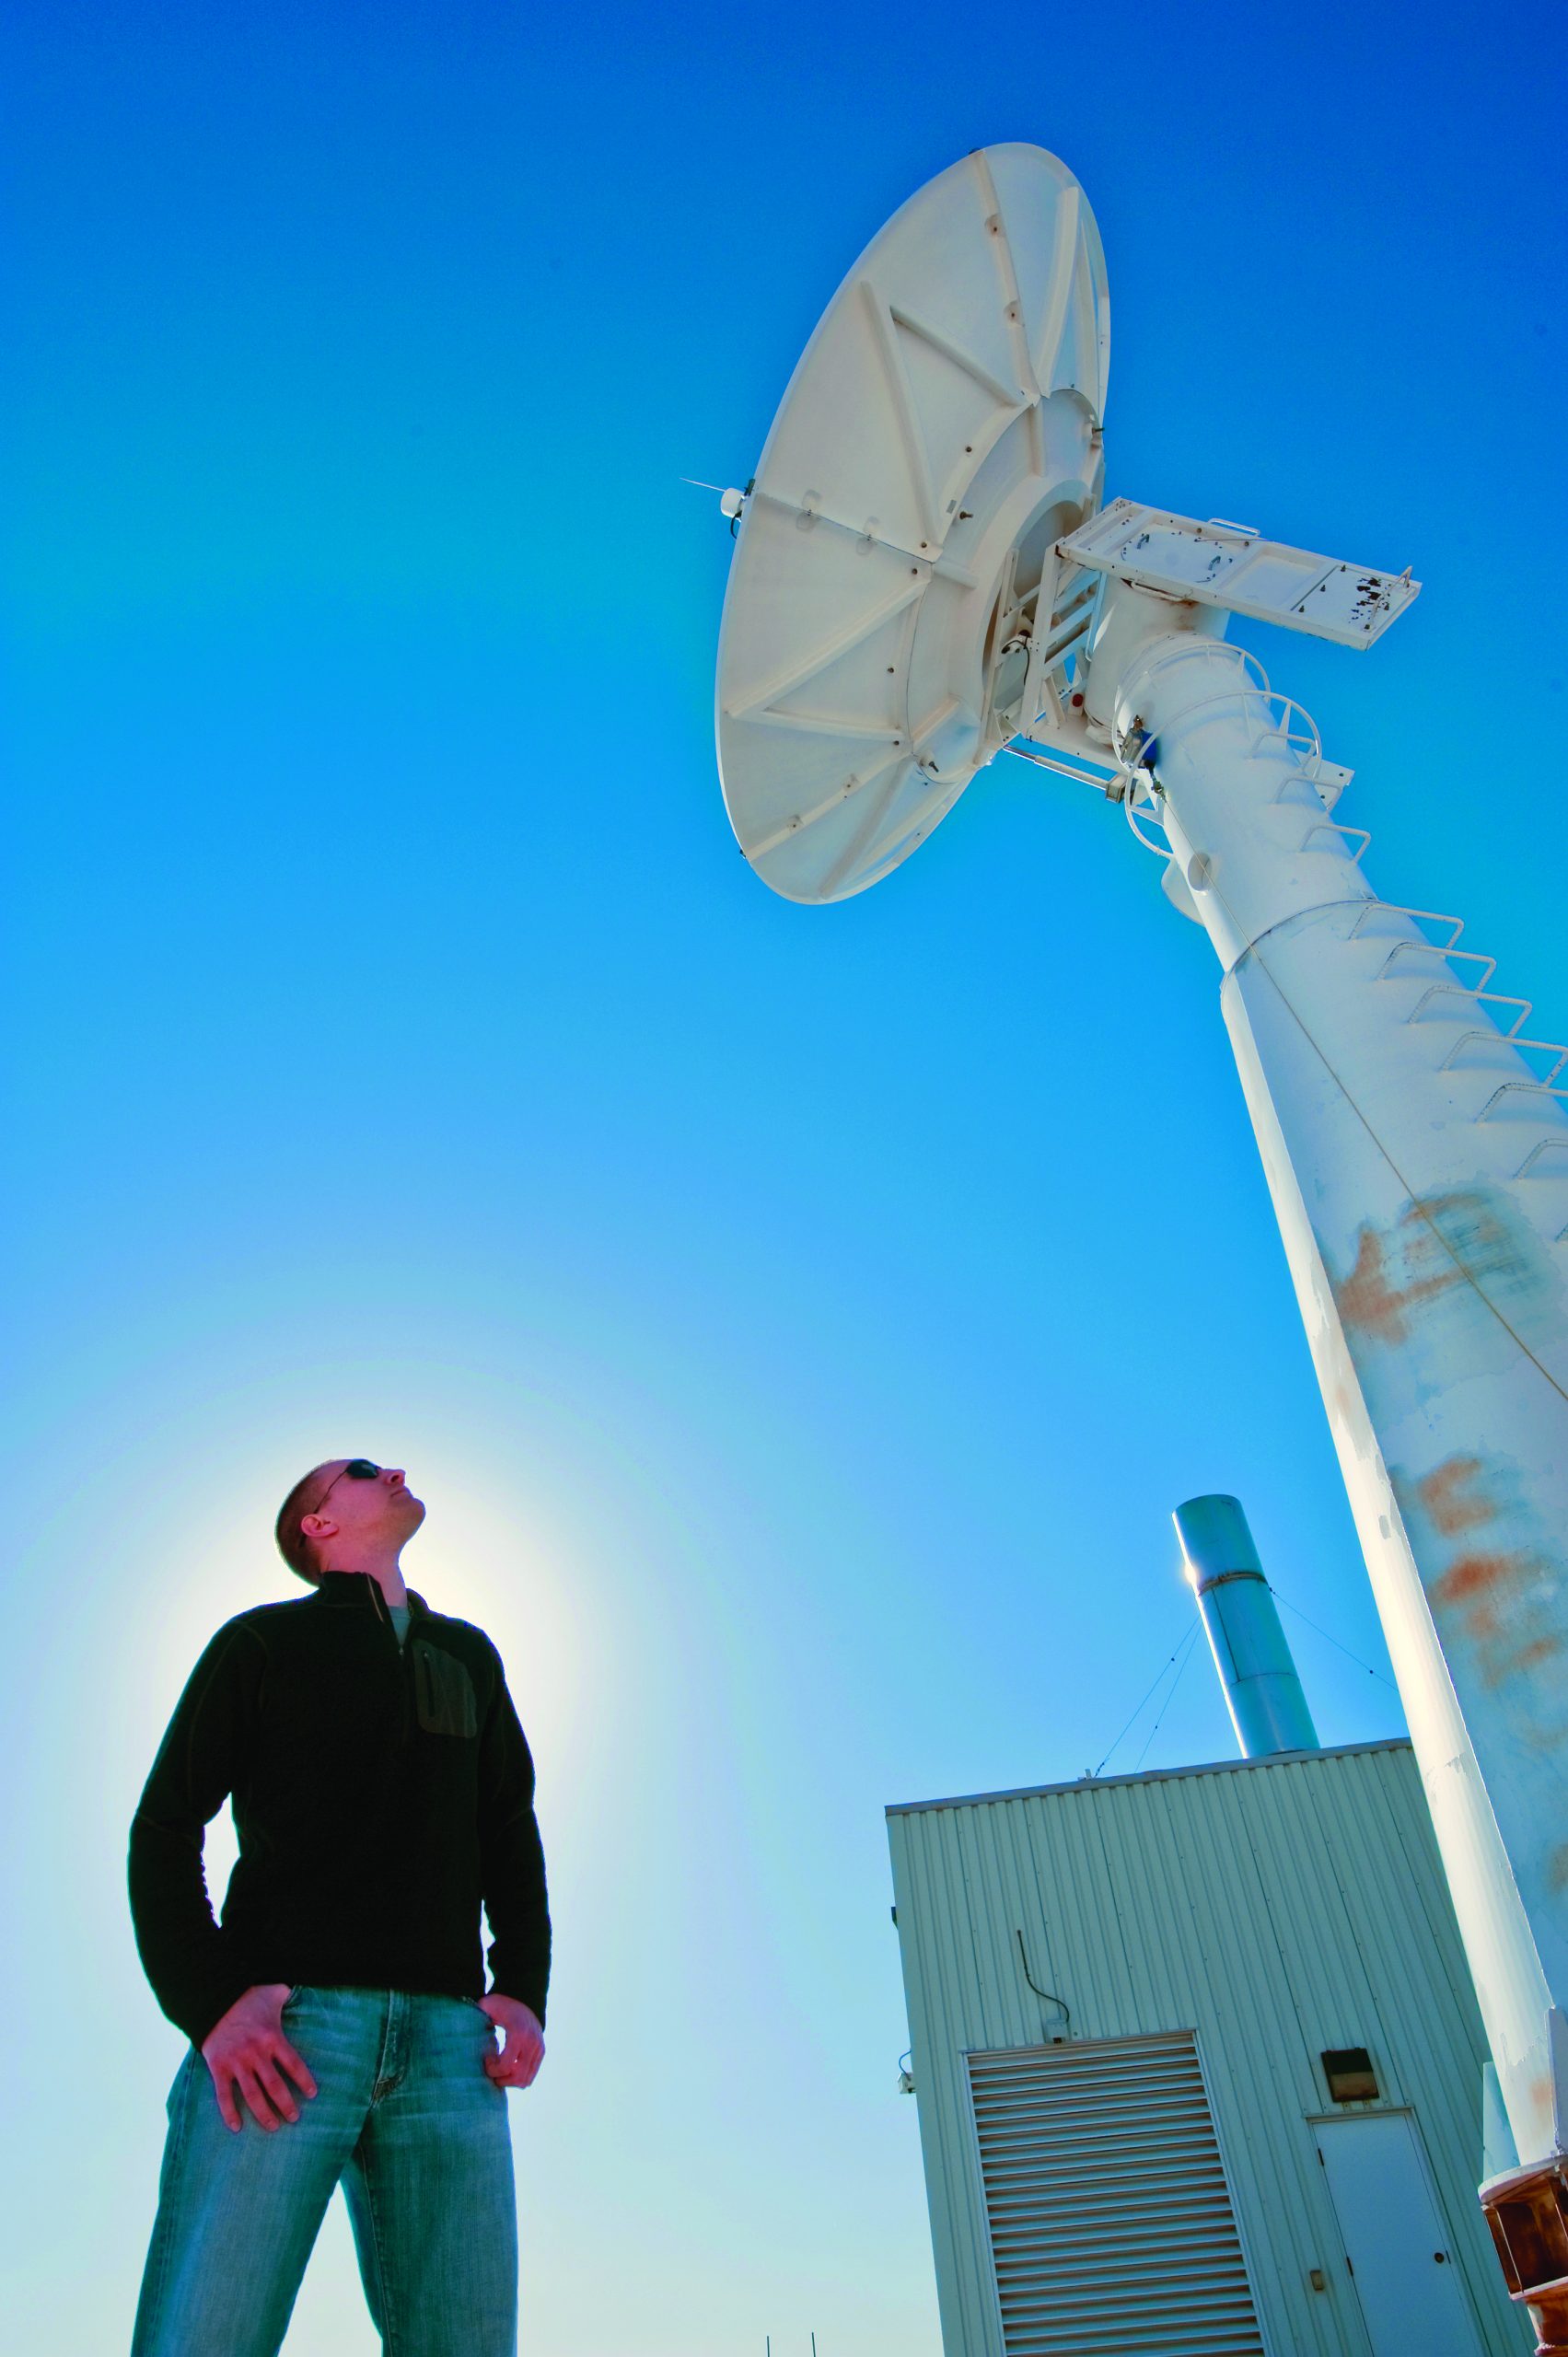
xmin=1009 ymin=636 xmax=1568 ymax=1222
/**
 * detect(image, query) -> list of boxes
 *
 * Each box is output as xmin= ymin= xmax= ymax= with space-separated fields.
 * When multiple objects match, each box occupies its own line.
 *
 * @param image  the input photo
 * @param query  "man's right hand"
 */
xmin=200 ymin=1983 xmax=319 ymax=2133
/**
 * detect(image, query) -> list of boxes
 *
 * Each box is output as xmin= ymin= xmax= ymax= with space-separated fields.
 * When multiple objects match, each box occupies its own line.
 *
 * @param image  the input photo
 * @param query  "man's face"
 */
xmin=302 ymin=1461 xmax=425 ymax=1556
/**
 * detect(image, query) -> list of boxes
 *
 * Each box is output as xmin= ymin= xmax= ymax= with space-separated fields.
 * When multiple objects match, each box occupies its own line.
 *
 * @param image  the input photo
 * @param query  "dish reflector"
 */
xmin=715 ymin=145 xmax=1110 ymax=904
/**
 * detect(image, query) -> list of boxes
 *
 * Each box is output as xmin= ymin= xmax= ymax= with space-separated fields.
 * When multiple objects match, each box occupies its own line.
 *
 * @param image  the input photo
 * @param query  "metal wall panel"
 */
xmin=887 ymin=1740 xmax=1528 ymax=2357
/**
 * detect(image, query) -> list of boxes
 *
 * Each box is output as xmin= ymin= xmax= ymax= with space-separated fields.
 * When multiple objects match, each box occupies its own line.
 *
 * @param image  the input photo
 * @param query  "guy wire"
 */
xmin=1132 ymin=1620 xmax=1203 ymax=1771
xmin=1269 ymin=1585 xmax=1397 ymax=1688
xmin=1091 ymin=1615 xmax=1201 ymax=1778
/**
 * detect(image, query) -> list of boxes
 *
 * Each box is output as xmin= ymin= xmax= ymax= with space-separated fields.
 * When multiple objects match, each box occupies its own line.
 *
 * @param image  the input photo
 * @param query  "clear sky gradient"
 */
xmin=5 ymin=4 xmax=1566 ymax=2351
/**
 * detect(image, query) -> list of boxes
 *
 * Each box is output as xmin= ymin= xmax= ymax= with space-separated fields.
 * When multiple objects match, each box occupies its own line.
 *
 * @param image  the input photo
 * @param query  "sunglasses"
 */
xmin=308 ymin=1458 xmax=383 ymax=1519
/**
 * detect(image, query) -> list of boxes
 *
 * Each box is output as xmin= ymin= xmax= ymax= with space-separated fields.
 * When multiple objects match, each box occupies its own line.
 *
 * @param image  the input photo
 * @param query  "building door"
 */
xmin=1315 ymin=2113 xmax=1485 ymax=2357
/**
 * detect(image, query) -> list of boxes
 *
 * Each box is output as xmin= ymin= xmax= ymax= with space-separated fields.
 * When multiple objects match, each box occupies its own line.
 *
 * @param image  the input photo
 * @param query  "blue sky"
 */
xmin=4 ymin=3 xmax=1566 ymax=2351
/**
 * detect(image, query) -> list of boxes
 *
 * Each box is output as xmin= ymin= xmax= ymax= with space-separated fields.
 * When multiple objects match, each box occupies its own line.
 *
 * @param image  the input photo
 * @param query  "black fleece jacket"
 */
xmin=129 ymin=1573 xmax=551 ymax=2047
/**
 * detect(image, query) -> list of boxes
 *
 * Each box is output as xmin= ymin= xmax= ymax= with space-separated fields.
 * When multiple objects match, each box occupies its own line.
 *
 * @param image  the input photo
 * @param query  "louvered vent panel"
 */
xmin=968 ymin=2035 xmax=1264 ymax=2356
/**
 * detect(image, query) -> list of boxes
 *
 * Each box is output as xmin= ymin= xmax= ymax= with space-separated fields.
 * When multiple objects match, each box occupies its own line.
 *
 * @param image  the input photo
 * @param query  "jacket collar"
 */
xmin=317 ymin=1571 xmax=429 ymax=1617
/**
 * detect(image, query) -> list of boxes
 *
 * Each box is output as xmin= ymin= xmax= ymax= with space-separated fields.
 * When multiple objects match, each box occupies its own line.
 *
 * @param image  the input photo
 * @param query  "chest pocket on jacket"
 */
xmin=412 ymin=1641 xmax=479 ymax=1738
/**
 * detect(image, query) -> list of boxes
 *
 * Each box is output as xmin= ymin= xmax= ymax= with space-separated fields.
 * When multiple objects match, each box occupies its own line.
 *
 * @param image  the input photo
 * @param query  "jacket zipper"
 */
xmin=367 ymin=1580 xmax=413 ymax=1743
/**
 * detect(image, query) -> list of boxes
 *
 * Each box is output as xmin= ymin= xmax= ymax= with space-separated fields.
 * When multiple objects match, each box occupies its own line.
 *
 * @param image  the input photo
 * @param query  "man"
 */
xmin=127 ymin=1457 xmax=550 ymax=2357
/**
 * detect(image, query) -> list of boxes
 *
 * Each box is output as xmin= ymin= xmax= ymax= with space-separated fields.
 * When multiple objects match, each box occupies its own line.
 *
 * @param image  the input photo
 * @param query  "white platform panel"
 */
xmin=1062 ymin=499 xmax=1419 ymax=647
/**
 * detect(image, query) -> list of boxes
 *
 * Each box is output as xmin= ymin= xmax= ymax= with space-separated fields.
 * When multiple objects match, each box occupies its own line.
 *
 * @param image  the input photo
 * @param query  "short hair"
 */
xmin=275 ymin=1463 xmax=332 ymax=1585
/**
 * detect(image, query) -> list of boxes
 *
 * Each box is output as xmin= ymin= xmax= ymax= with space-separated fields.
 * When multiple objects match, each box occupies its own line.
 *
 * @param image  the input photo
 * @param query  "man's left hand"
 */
xmin=477 ymin=1993 xmax=545 ymax=2089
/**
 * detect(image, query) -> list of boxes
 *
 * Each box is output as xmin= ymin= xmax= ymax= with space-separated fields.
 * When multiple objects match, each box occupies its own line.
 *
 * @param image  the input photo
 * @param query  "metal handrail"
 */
xmin=1099 ymin=668 xmax=1568 ymax=1204
xmin=1477 ymin=1080 xmax=1568 ymax=1123
xmin=1439 ymin=1033 xmax=1568 ymax=1086
xmin=1407 ymin=984 xmax=1531 ymax=1031
xmin=1111 ymin=683 xmax=1280 ymax=774
xmin=1116 ymin=645 xmax=1272 ymax=750
xmin=1516 ymin=1139 xmax=1568 ymax=1180
xmin=1123 ymin=772 xmax=1171 ymax=854
xmin=1245 ymin=691 xmax=1322 ymax=774
xmin=1349 ymin=901 xmax=1466 ymax=949
xmin=1126 ymin=637 xmax=1272 ymax=698
xmin=1377 ymin=941 xmax=1498 ymax=992
xmin=1302 ymin=819 xmax=1371 ymax=864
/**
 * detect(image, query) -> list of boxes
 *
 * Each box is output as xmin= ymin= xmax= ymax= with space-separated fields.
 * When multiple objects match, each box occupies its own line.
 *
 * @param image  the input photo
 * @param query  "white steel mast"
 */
xmin=1086 ymin=585 xmax=1568 ymax=2164
xmin=1075 ymin=569 xmax=1568 ymax=2346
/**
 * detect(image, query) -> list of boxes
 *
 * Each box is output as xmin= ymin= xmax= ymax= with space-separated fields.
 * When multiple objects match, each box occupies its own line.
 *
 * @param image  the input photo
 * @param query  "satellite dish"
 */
xmin=715 ymin=144 xmax=1109 ymax=903
xmin=711 ymin=141 xmax=1568 ymax=2251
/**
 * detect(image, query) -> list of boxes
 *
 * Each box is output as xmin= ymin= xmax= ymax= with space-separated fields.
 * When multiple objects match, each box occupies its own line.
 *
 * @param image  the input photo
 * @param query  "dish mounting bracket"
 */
xmin=1060 ymin=499 xmax=1420 ymax=649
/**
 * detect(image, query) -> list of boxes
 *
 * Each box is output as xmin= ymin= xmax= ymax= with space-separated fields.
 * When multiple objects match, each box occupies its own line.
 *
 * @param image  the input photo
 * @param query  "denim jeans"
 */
xmin=130 ymin=1987 xmax=517 ymax=2357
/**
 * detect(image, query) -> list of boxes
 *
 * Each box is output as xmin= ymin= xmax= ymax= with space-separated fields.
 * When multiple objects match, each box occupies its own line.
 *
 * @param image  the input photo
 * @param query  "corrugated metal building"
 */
xmin=888 ymin=1737 xmax=1528 ymax=2357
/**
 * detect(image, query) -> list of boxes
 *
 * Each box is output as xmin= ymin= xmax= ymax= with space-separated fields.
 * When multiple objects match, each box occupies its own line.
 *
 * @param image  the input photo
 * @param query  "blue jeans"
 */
xmin=131 ymin=1988 xmax=517 ymax=2357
